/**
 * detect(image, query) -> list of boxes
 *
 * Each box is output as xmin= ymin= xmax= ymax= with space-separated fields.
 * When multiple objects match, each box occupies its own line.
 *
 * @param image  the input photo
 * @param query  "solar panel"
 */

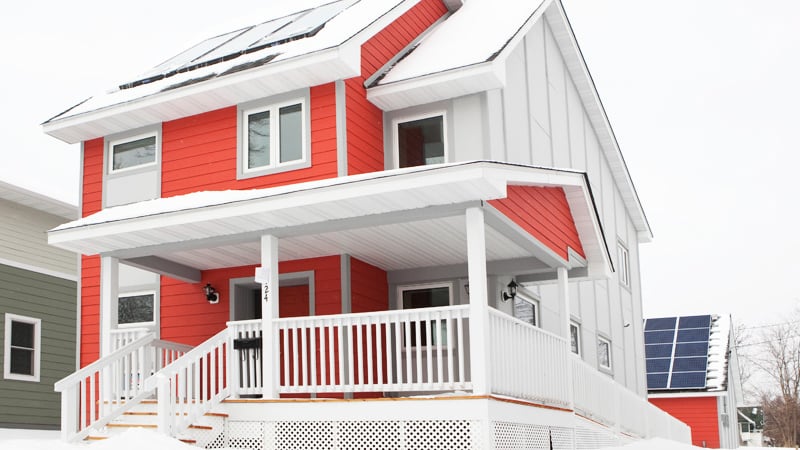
xmin=677 ymin=328 xmax=710 ymax=342
xmin=675 ymin=342 xmax=709 ymax=357
xmin=672 ymin=357 xmax=708 ymax=372
xmin=646 ymin=358 xmax=671 ymax=373
xmin=645 ymin=317 xmax=677 ymax=331
xmin=678 ymin=315 xmax=711 ymax=329
xmin=669 ymin=371 xmax=707 ymax=389
xmin=647 ymin=373 xmax=669 ymax=390
xmin=644 ymin=330 xmax=675 ymax=344
xmin=645 ymin=344 xmax=674 ymax=358
xmin=645 ymin=315 xmax=712 ymax=391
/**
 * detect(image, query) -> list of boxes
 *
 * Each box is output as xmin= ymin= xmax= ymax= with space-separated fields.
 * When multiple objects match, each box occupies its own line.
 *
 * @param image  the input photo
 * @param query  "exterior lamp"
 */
xmin=501 ymin=280 xmax=518 ymax=302
xmin=204 ymin=283 xmax=219 ymax=304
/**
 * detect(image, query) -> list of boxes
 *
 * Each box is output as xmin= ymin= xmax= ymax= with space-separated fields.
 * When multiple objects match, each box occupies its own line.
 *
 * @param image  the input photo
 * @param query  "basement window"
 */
xmin=3 ymin=314 xmax=41 ymax=382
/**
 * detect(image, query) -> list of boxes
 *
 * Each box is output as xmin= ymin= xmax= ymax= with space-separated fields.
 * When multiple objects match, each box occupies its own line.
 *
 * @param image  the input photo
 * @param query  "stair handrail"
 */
xmin=144 ymin=328 xmax=231 ymax=437
xmin=55 ymin=333 xmax=193 ymax=442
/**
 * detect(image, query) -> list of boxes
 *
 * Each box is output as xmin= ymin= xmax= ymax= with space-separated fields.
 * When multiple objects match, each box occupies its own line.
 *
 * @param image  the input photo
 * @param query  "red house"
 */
xmin=43 ymin=0 xmax=690 ymax=447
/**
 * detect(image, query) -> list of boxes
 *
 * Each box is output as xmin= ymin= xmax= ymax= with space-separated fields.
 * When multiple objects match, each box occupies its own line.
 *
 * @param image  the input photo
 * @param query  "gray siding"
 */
xmin=0 ymin=198 xmax=76 ymax=279
xmin=0 ymin=263 xmax=77 ymax=428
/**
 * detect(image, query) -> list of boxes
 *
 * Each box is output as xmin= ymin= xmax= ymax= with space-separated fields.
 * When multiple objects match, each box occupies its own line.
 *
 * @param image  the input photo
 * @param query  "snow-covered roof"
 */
xmin=0 ymin=179 xmax=77 ymax=220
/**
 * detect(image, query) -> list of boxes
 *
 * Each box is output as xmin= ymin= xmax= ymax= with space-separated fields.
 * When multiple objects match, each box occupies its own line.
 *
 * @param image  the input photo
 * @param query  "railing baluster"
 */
xmin=337 ymin=321 xmax=345 ymax=389
xmin=366 ymin=317 xmax=374 ymax=388
xmin=356 ymin=316 xmax=364 ymax=389
xmin=320 ymin=322 xmax=328 ymax=388
xmin=375 ymin=319 xmax=383 ymax=388
xmin=310 ymin=319 xmax=317 ymax=390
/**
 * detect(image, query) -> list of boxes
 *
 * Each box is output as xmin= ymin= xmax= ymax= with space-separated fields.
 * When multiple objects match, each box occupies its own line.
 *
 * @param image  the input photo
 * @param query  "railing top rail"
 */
xmin=144 ymin=328 xmax=228 ymax=390
xmin=110 ymin=327 xmax=149 ymax=334
xmin=273 ymin=304 xmax=470 ymax=324
xmin=151 ymin=339 xmax=194 ymax=353
xmin=54 ymin=332 xmax=157 ymax=391
xmin=226 ymin=318 xmax=262 ymax=327
xmin=488 ymin=307 xmax=567 ymax=343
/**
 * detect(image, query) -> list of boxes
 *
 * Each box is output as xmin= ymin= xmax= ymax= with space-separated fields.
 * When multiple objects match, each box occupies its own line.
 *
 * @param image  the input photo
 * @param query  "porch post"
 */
xmin=557 ymin=266 xmax=574 ymax=409
xmin=100 ymin=256 xmax=119 ymax=357
xmin=466 ymin=207 xmax=491 ymax=395
xmin=260 ymin=235 xmax=279 ymax=399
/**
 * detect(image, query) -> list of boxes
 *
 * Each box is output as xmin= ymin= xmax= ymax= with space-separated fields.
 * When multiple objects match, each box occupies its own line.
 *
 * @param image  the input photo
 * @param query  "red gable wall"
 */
xmin=650 ymin=396 xmax=719 ymax=448
xmin=489 ymin=185 xmax=585 ymax=261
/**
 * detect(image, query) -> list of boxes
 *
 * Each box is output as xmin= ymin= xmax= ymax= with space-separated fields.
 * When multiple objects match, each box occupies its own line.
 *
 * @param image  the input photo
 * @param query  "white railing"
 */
xmin=273 ymin=305 xmax=471 ymax=394
xmin=228 ymin=319 xmax=263 ymax=398
xmin=488 ymin=309 xmax=570 ymax=408
xmin=572 ymin=357 xmax=617 ymax=425
xmin=54 ymin=333 xmax=192 ymax=442
xmin=110 ymin=327 xmax=149 ymax=352
xmin=145 ymin=328 xmax=230 ymax=437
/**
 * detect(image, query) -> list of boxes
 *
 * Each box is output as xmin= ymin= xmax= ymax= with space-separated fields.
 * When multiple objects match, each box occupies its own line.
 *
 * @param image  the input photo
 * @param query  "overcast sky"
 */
xmin=1 ymin=0 xmax=797 ymax=328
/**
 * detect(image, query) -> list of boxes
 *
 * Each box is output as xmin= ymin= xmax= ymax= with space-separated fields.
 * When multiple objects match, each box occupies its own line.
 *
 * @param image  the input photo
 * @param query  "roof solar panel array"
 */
xmin=644 ymin=314 xmax=711 ymax=391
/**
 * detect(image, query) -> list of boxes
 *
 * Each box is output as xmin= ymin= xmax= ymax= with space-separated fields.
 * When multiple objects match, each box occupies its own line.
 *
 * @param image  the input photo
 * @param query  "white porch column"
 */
xmin=466 ymin=207 xmax=491 ymax=395
xmin=260 ymin=235 xmax=280 ymax=399
xmin=557 ymin=266 xmax=574 ymax=409
xmin=100 ymin=256 xmax=119 ymax=357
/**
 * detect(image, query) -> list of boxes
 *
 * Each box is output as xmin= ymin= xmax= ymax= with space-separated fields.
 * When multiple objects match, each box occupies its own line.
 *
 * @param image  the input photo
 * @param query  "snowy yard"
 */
xmin=0 ymin=428 xmax=785 ymax=450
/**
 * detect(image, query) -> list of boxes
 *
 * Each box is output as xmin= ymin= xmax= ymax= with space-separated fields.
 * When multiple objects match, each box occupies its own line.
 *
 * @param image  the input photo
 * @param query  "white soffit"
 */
xmin=0 ymin=180 xmax=77 ymax=220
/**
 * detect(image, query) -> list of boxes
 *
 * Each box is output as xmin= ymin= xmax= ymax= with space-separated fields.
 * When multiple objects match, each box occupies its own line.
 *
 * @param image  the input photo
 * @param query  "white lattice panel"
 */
xmin=337 ymin=420 xmax=402 ymax=450
xmin=549 ymin=426 xmax=574 ymax=450
xmin=228 ymin=421 xmax=266 ymax=450
xmin=404 ymin=420 xmax=474 ymax=449
xmin=493 ymin=422 xmax=551 ymax=449
xmin=574 ymin=426 xmax=619 ymax=449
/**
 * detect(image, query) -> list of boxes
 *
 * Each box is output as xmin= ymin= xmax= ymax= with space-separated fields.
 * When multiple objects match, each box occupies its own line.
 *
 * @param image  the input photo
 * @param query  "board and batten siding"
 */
xmin=0 ymin=198 xmax=76 ymax=279
xmin=0 ymin=263 xmax=77 ymax=428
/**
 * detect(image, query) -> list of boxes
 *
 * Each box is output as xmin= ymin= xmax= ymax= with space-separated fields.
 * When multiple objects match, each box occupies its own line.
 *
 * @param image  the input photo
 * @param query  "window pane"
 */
xmin=570 ymin=325 xmax=580 ymax=354
xmin=10 ymin=348 xmax=33 ymax=375
xmin=10 ymin=321 xmax=34 ymax=348
xmin=279 ymin=104 xmax=303 ymax=163
xmin=513 ymin=298 xmax=536 ymax=326
xmin=118 ymin=294 xmax=155 ymax=325
xmin=248 ymin=110 xmax=271 ymax=169
xmin=398 ymin=116 xmax=444 ymax=168
xmin=112 ymin=136 xmax=156 ymax=170
xmin=598 ymin=340 xmax=611 ymax=368
xmin=401 ymin=286 xmax=450 ymax=346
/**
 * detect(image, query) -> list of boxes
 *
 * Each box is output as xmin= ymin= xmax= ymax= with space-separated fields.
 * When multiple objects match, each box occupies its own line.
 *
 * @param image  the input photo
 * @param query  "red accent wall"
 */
xmin=488 ymin=185 xmax=585 ymax=260
xmin=82 ymin=138 xmax=104 ymax=217
xmin=345 ymin=0 xmax=448 ymax=176
xmin=80 ymin=255 xmax=101 ymax=367
xmin=349 ymin=257 xmax=388 ymax=398
xmin=650 ymin=396 xmax=719 ymax=448
xmin=160 ymin=83 xmax=338 ymax=197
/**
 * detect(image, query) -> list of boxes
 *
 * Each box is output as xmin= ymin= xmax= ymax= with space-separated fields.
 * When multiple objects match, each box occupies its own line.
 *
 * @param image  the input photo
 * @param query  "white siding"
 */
xmin=0 ymin=198 xmax=76 ymax=279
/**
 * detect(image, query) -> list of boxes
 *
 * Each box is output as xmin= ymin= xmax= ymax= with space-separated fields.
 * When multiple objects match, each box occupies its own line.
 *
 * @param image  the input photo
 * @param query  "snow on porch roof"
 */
xmin=48 ymin=161 xmax=610 ymax=276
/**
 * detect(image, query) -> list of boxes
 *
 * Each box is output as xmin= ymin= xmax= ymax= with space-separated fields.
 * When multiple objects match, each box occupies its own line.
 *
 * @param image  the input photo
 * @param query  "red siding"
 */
xmin=349 ymin=257 xmax=388 ymax=398
xmin=80 ymin=255 xmax=101 ymax=367
xmin=82 ymin=138 xmax=104 ymax=217
xmin=160 ymin=83 xmax=338 ymax=197
xmin=488 ymin=186 xmax=585 ymax=260
xmin=650 ymin=396 xmax=719 ymax=448
xmin=345 ymin=0 xmax=448 ymax=176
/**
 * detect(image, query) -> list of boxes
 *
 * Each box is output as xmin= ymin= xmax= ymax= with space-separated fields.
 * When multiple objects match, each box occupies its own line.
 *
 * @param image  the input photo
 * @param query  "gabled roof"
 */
xmin=0 ymin=180 xmax=77 ymax=220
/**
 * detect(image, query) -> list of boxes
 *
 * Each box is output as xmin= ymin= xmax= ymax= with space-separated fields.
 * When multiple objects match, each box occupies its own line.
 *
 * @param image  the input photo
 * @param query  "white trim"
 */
xmin=597 ymin=335 xmax=612 ymax=371
xmin=0 ymin=256 xmax=77 ymax=281
xmin=617 ymin=241 xmax=630 ymax=289
xmin=391 ymin=111 xmax=448 ymax=169
xmin=648 ymin=391 xmax=727 ymax=399
xmin=116 ymin=290 xmax=157 ymax=328
xmin=3 ymin=313 xmax=42 ymax=382
xmin=397 ymin=281 xmax=454 ymax=308
xmin=239 ymin=97 xmax=309 ymax=177
xmin=107 ymin=131 xmax=159 ymax=175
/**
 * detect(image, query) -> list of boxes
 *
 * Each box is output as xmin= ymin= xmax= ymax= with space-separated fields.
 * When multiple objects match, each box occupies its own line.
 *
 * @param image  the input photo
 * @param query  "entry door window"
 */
xmin=118 ymin=292 xmax=156 ymax=326
xmin=400 ymin=283 xmax=451 ymax=346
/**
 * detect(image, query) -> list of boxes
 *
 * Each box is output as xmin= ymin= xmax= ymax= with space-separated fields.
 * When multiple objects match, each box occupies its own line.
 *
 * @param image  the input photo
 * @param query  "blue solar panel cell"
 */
xmin=645 ymin=344 xmax=674 ymax=358
xmin=678 ymin=315 xmax=711 ymax=329
xmin=646 ymin=358 xmax=671 ymax=373
xmin=675 ymin=342 xmax=709 ymax=357
xmin=644 ymin=330 xmax=675 ymax=344
xmin=669 ymin=371 xmax=706 ymax=389
xmin=676 ymin=328 xmax=710 ymax=343
xmin=645 ymin=317 xmax=677 ymax=331
xmin=647 ymin=373 xmax=669 ymax=390
xmin=672 ymin=357 xmax=708 ymax=372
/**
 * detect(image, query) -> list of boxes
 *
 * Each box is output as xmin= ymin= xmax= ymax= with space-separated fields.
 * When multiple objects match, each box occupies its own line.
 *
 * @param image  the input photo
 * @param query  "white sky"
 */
xmin=1 ymin=0 xmax=798 ymax=328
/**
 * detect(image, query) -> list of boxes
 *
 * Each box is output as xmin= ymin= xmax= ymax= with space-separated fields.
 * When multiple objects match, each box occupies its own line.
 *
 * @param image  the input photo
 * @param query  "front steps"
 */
xmin=86 ymin=400 xmax=228 ymax=447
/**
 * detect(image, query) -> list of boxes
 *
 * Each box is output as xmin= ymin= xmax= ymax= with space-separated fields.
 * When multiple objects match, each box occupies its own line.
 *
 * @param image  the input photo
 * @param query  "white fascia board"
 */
xmin=43 ymin=46 xmax=361 ymax=144
xmin=544 ymin=1 xmax=652 ymax=241
xmin=563 ymin=184 xmax=612 ymax=279
xmin=367 ymin=61 xmax=505 ymax=111
xmin=0 ymin=180 xmax=77 ymax=219
xmin=648 ymin=391 xmax=726 ymax=399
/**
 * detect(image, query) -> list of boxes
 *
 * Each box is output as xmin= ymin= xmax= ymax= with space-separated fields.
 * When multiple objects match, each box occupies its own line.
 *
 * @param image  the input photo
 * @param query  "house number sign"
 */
xmin=254 ymin=266 xmax=271 ymax=303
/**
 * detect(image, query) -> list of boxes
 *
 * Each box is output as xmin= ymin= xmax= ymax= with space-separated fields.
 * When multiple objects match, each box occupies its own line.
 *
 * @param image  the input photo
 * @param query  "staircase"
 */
xmin=83 ymin=399 xmax=228 ymax=447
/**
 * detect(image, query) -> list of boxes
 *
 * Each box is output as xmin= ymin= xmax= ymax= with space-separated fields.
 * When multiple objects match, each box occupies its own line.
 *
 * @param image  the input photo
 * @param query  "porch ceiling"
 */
xmin=49 ymin=162 xmax=608 ymax=279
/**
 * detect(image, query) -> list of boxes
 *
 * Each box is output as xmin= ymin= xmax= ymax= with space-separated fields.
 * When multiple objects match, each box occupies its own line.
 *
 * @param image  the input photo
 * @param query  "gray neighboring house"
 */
xmin=0 ymin=180 xmax=77 ymax=429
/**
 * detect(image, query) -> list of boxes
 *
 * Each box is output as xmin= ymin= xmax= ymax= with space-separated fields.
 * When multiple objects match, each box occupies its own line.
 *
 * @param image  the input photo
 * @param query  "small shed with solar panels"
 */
xmin=644 ymin=314 xmax=743 ymax=449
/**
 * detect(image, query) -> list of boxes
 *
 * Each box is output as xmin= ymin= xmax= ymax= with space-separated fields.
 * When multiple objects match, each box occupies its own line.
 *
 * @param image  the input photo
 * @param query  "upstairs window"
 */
xmin=109 ymin=133 xmax=158 ymax=173
xmin=240 ymin=98 xmax=307 ymax=177
xmin=570 ymin=322 xmax=581 ymax=355
xmin=3 ymin=314 xmax=41 ymax=382
xmin=396 ymin=114 xmax=446 ymax=168
xmin=598 ymin=336 xmax=612 ymax=370
xmin=617 ymin=242 xmax=631 ymax=288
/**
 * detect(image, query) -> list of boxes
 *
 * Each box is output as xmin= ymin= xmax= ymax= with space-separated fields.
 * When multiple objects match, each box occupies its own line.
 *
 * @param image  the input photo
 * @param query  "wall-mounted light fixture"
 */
xmin=204 ymin=283 xmax=219 ymax=304
xmin=501 ymin=280 xmax=518 ymax=302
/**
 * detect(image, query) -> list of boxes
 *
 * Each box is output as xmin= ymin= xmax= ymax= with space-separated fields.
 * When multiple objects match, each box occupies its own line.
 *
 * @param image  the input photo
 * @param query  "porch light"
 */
xmin=501 ymin=280 xmax=518 ymax=302
xmin=204 ymin=283 xmax=219 ymax=304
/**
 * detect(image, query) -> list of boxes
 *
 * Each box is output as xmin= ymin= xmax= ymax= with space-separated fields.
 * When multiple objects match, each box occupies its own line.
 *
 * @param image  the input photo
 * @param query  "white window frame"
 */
xmin=392 ymin=111 xmax=448 ymax=169
xmin=513 ymin=292 xmax=540 ymax=327
xmin=107 ymin=131 xmax=159 ymax=175
xmin=398 ymin=282 xmax=453 ymax=348
xmin=117 ymin=290 xmax=157 ymax=328
xmin=597 ymin=335 xmax=612 ymax=371
xmin=617 ymin=241 xmax=631 ymax=288
xmin=239 ymin=97 xmax=308 ymax=178
xmin=570 ymin=321 xmax=581 ymax=356
xmin=3 ymin=313 xmax=41 ymax=382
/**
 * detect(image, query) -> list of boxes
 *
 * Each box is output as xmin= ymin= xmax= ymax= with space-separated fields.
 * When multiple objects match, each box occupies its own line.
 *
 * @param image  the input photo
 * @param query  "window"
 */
xmin=3 ymin=314 xmax=41 ymax=382
xmin=597 ymin=336 xmax=612 ymax=370
xmin=118 ymin=292 xmax=155 ymax=326
xmin=396 ymin=114 xmax=445 ymax=168
xmin=399 ymin=283 xmax=451 ymax=346
xmin=570 ymin=322 xmax=581 ymax=355
xmin=513 ymin=294 xmax=539 ymax=327
xmin=109 ymin=133 xmax=158 ymax=173
xmin=617 ymin=242 xmax=630 ymax=288
xmin=240 ymin=98 xmax=307 ymax=176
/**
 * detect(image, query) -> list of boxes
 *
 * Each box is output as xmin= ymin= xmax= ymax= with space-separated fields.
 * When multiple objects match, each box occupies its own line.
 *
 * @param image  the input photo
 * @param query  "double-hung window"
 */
xmin=399 ymin=282 xmax=451 ymax=346
xmin=3 ymin=314 xmax=41 ymax=382
xmin=109 ymin=133 xmax=158 ymax=173
xmin=240 ymin=98 xmax=307 ymax=177
xmin=395 ymin=114 xmax=446 ymax=168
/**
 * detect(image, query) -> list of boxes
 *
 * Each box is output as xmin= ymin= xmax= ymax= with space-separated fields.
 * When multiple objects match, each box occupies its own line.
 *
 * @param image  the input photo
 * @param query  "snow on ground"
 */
xmin=0 ymin=428 xmax=789 ymax=450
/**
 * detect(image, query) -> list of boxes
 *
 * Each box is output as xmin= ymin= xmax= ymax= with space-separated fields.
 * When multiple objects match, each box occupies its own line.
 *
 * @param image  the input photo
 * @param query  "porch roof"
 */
xmin=49 ymin=161 xmax=610 ymax=282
